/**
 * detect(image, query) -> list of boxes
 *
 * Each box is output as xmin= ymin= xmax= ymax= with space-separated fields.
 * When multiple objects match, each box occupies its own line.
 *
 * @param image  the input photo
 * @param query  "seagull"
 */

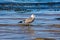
xmin=18 ymin=14 xmax=35 ymax=24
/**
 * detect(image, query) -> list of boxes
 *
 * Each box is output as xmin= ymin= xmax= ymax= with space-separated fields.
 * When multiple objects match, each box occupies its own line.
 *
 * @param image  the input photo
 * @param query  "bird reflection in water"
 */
xmin=20 ymin=25 xmax=35 ymax=36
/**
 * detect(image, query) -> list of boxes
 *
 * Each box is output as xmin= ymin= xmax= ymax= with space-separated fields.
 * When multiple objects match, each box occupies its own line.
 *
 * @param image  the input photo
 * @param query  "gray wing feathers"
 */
xmin=24 ymin=17 xmax=34 ymax=23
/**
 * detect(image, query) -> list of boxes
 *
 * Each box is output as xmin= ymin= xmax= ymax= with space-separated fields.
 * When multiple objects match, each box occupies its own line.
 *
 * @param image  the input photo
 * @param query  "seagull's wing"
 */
xmin=23 ymin=17 xmax=32 ymax=21
xmin=23 ymin=17 xmax=34 ymax=23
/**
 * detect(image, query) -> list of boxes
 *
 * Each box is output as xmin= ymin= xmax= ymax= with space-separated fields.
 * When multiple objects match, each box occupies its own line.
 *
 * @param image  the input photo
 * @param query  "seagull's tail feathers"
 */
xmin=18 ymin=20 xmax=25 ymax=23
xmin=18 ymin=21 xmax=23 ymax=23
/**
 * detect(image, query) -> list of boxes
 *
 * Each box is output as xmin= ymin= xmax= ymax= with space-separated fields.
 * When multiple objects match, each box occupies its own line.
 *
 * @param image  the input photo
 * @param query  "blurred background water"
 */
xmin=0 ymin=0 xmax=60 ymax=40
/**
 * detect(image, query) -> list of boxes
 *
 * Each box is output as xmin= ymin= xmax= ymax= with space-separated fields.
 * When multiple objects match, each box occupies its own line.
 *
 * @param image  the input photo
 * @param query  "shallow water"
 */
xmin=0 ymin=10 xmax=60 ymax=40
xmin=0 ymin=1 xmax=60 ymax=40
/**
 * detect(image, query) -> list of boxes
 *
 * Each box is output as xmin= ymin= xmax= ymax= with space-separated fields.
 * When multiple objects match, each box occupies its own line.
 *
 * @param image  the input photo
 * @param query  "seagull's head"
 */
xmin=31 ymin=14 xmax=35 ymax=18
